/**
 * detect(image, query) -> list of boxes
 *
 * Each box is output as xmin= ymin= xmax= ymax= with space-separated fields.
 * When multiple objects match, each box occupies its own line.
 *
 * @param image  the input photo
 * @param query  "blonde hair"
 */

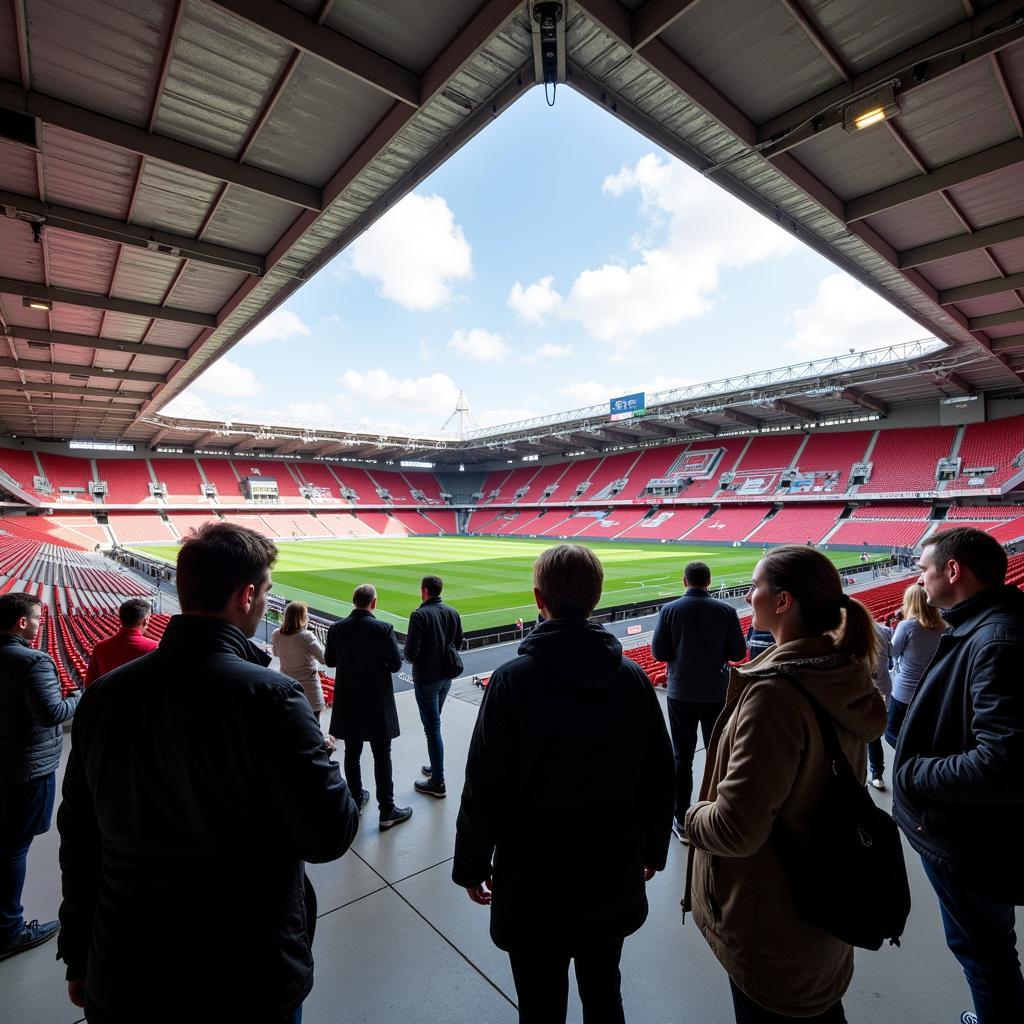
xmin=280 ymin=600 xmax=308 ymax=636
xmin=901 ymin=583 xmax=944 ymax=631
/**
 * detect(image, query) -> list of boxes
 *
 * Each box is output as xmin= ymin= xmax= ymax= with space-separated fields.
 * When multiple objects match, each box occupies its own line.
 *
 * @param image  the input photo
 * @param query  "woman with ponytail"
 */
xmin=683 ymin=545 xmax=886 ymax=1023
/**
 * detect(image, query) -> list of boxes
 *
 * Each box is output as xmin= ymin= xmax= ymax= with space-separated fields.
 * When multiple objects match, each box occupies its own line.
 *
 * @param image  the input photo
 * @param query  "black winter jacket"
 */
xmin=403 ymin=596 xmax=464 ymax=684
xmin=326 ymin=609 xmax=402 ymax=742
xmin=893 ymin=585 xmax=1024 ymax=901
xmin=453 ymin=618 xmax=675 ymax=953
xmin=0 ymin=634 xmax=78 ymax=787
xmin=57 ymin=615 xmax=359 ymax=1024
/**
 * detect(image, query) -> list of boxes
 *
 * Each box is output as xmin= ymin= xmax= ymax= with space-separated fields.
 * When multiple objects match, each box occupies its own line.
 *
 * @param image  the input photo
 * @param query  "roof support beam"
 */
xmin=967 ymin=307 xmax=1024 ymax=331
xmin=936 ymin=371 xmax=974 ymax=395
xmin=273 ymin=439 xmax=307 ymax=455
xmin=772 ymin=398 xmax=816 ymax=420
xmin=4 ymin=326 xmax=186 ymax=362
xmin=939 ymin=270 xmax=1024 ymax=305
xmin=845 ymin=138 xmax=1024 ymax=222
xmin=207 ymin=0 xmax=420 ymax=107
xmin=147 ymin=426 xmax=173 ymax=447
xmin=723 ymin=408 xmax=760 ymax=428
xmin=683 ymin=416 xmax=717 ymax=434
xmin=0 ymin=380 xmax=145 ymax=401
xmin=0 ymin=356 xmax=164 ymax=383
xmin=990 ymin=333 xmax=1024 ymax=353
xmin=631 ymin=0 xmax=702 ymax=50
xmin=0 ymin=190 xmax=263 ymax=275
xmin=900 ymin=215 xmax=1024 ymax=269
xmin=0 ymin=277 xmax=215 ymax=327
xmin=840 ymin=387 xmax=888 ymax=414
xmin=191 ymin=432 xmax=224 ymax=450
xmin=0 ymin=396 xmax=137 ymax=413
xmin=0 ymin=82 xmax=322 ymax=212
xmin=756 ymin=0 xmax=1024 ymax=156
xmin=637 ymin=420 xmax=685 ymax=437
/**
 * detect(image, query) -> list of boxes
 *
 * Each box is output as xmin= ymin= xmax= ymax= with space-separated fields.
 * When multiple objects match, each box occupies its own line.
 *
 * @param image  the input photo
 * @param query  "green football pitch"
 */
xmin=132 ymin=536 xmax=878 ymax=633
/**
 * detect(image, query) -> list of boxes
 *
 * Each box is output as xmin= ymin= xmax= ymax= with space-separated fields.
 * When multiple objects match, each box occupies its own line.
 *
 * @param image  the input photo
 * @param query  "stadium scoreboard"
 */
xmin=610 ymin=392 xmax=646 ymax=421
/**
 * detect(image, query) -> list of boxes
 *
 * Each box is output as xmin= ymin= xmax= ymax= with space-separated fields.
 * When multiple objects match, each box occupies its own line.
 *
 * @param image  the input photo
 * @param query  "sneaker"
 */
xmin=960 ymin=1013 xmax=978 ymax=1024
xmin=379 ymin=805 xmax=413 ymax=831
xmin=870 ymin=775 xmax=886 ymax=791
xmin=0 ymin=920 xmax=60 ymax=961
xmin=414 ymin=778 xmax=447 ymax=798
xmin=357 ymin=789 xmax=370 ymax=815
xmin=421 ymin=765 xmax=432 ymax=778
xmin=672 ymin=819 xmax=689 ymax=845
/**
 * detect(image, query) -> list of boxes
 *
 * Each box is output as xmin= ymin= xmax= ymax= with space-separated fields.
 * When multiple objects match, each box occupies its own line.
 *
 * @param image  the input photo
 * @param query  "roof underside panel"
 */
xmin=40 ymin=126 xmax=138 ymax=218
xmin=45 ymin=230 xmax=120 ymax=293
xmin=130 ymin=159 xmax=225 ymax=236
xmin=199 ymin=185 xmax=299 ymax=253
xmin=0 ymin=142 xmax=40 ymax=193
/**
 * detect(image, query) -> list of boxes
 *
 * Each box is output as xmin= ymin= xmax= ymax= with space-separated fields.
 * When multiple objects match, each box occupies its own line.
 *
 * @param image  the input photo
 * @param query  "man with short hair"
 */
xmin=57 ymin=522 xmax=359 ymax=1023
xmin=83 ymin=597 xmax=158 ymax=687
xmin=326 ymin=584 xmax=412 ymax=831
xmin=403 ymin=575 xmax=463 ymax=798
xmin=454 ymin=543 xmax=674 ymax=1023
xmin=0 ymin=592 xmax=79 ymax=961
xmin=652 ymin=560 xmax=746 ymax=843
xmin=894 ymin=527 xmax=1024 ymax=1024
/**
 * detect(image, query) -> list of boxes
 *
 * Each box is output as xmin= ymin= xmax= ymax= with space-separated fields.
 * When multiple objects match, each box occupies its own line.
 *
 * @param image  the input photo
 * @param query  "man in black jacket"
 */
xmin=403 ymin=575 xmax=463 ymax=798
xmin=57 ymin=522 xmax=359 ymax=1023
xmin=454 ymin=544 xmax=674 ymax=1024
xmin=894 ymin=527 xmax=1024 ymax=1024
xmin=0 ymin=592 xmax=78 ymax=961
xmin=651 ymin=561 xmax=745 ymax=842
xmin=326 ymin=584 xmax=412 ymax=831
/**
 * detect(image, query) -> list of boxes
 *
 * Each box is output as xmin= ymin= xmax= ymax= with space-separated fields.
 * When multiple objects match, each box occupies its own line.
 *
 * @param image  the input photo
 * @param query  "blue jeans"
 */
xmin=0 ymin=772 xmax=56 ymax=944
xmin=921 ymin=855 xmax=1024 ymax=1023
xmin=884 ymin=696 xmax=909 ymax=748
xmin=414 ymin=678 xmax=452 ymax=786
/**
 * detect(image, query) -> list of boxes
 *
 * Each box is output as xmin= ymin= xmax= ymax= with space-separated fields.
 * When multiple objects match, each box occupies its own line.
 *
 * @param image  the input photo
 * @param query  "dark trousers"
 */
xmin=414 ymin=678 xmax=452 ymax=785
xmin=867 ymin=737 xmax=885 ymax=777
xmin=884 ymin=697 xmax=910 ymax=748
xmin=509 ymin=938 xmax=625 ymax=1024
xmin=730 ymin=981 xmax=846 ymax=1023
xmin=342 ymin=739 xmax=395 ymax=814
xmin=0 ymin=772 xmax=56 ymax=944
xmin=921 ymin=855 xmax=1024 ymax=1024
xmin=667 ymin=697 xmax=723 ymax=821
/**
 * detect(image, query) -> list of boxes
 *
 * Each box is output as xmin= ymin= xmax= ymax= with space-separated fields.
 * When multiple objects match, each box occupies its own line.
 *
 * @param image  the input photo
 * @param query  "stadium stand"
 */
xmin=627 ymin=444 xmax=688 ymax=498
xmin=955 ymin=418 xmax=1024 ymax=489
xmin=292 ymin=462 xmax=339 ymax=499
xmin=150 ymin=458 xmax=207 ymax=504
xmin=355 ymin=511 xmax=411 ymax=536
xmin=0 ymin=449 xmax=49 ymax=499
xmin=402 ymin=472 xmax=445 ymax=503
xmin=746 ymin=504 xmax=844 ymax=544
xmin=567 ymin=507 xmax=649 ymax=538
xmin=316 ymin=512 xmax=382 ymax=538
xmin=48 ymin=515 xmax=111 ymax=548
xmin=615 ymin=505 xmax=711 ymax=541
xmin=850 ymin=504 xmax=931 ymax=519
xmin=198 ymin=459 xmax=242 ymax=501
xmin=790 ymin=430 xmax=872 ymax=493
xmin=95 ymin=459 xmax=155 ymax=504
xmin=329 ymin=465 xmax=377 ymax=503
xmin=828 ymin=520 xmax=929 ymax=547
xmin=391 ymin=510 xmax=443 ymax=535
xmin=106 ymin=514 xmax=178 ymax=544
xmin=522 ymin=462 xmax=570 ymax=502
xmin=685 ymin=504 xmax=772 ymax=542
xmin=419 ymin=510 xmax=458 ymax=534
xmin=166 ymin=513 xmax=221 ymax=537
xmin=231 ymin=460 xmax=303 ymax=499
xmin=945 ymin=504 xmax=1020 ymax=519
xmin=861 ymin=426 xmax=955 ymax=493
xmin=221 ymin=514 xmax=283 ymax=539
xmin=677 ymin=438 xmax=749 ymax=499
xmin=720 ymin=433 xmax=803 ymax=497
xmin=581 ymin=451 xmax=645 ymax=502
xmin=37 ymin=453 xmax=94 ymax=499
xmin=488 ymin=467 xmax=539 ymax=504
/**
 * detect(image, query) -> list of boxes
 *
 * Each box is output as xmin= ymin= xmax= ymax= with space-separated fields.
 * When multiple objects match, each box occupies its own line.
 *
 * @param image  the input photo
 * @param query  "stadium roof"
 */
xmin=1 ymin=0 xmax=1023 ymax=453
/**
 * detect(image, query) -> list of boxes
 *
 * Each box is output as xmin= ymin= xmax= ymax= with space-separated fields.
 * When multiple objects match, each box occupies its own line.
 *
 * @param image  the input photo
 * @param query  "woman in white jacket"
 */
xmin=272 ymin=601 xmax=326 ymax=715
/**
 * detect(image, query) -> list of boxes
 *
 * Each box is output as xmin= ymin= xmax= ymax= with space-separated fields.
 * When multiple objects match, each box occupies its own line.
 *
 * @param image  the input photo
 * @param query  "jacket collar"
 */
xmin=159 ymin=614 xmax=271 ymax=667
xmin=118 ymin=627 xmax=144 ymax=638
xmin=684 ymin=588 xmax=710 ymax=598
xmin=0 ymin=634 xmax=29 ymax=649
xmin=942 ymin=585 xmax=1020 ymax=633
xmin=421 ymin=596 xmax=442 ymax=607
xmin=350 ymin=608 xmax=375 ymax=619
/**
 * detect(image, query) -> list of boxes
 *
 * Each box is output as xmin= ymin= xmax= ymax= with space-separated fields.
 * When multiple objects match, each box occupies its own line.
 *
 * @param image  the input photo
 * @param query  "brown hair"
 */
xmin=901 ymin=583 xmax=944 ymax=631
xmin=176 ymin=521 xmax=277 ymax=614
xmin=533 ymin=544 xmax=603 ymax=620
xmin=684 ymin=560 xmax=711 ymax=587
xmin=352 ymin=584 xmax=376 ymax=609
xmin=280 ymin=600 xmax=308 ymax=636
xmin=759 ymin=545 xmax=879 ymax=663
xmin=421 ymin=575 xmax=443 ymax=597
xmin=923 ymin=527 xmax=1008 ymax=589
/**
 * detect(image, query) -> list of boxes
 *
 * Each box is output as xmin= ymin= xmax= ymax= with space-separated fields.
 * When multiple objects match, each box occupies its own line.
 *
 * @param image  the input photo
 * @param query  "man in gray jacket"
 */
xmin=0 ymin=592 xmax=78 ymax=960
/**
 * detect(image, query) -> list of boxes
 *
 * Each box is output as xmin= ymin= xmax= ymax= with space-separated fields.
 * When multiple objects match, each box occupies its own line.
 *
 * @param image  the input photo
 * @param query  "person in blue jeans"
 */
xmin=403 ymin=575 xmax=464 ymax=798
xmin=893 ymin=528 xmax=1024 ymax=1024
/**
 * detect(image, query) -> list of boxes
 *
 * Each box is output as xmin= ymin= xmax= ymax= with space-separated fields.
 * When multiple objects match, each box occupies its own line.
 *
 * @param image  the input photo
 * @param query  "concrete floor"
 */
xmin=2 ymin=681 xmax=1017 ymax=1024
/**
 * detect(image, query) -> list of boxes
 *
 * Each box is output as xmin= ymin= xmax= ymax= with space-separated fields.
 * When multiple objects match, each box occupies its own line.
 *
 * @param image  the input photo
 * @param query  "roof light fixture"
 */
xmin=22 ymin=296 xmax=53 ymax=311
xmin=842 ymin=83 xmax=900 ymax=133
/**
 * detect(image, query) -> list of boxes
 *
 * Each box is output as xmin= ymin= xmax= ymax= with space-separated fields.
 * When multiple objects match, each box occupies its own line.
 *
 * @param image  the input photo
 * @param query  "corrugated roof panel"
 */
xmin=791 ymin=125 xmax=919 ymax=201
xmin=999 ymin=42 xmax=1024 ymax=116
xmin=0 ymin=142 xmax=40 ymax=194
xmin=130 ymin=158 xmax=222 ymax=236
xmin=895 ymin=60 xmax=1016 ymax=169
xmin=982 ymin=320 xmax=1024 ymax=339
xmin=243 ymin=54 xmax=394 ymax=187
xmin=0 ymin=219 xmax=45 ymax=283
xmin=200 ymin=186 xmax=298 ymax=254
xmin=917 ymin=249 xmax=1000 ymax=291
xmin=947 ymin=163 xmax=1024 ymax=229
xmin=988 ymin=237 xmax=1024 ymax=274
xmin=46 ymin=305 xmax=103 ymax=335
xmin=956 ymin=293 xmax=1022 ymax=319
xmin=44 ymin=230 xmax=119 ymax=294
xmin=110 ymin=247 xmax=180 ymax=304
xmin=89 ymin=310 xmax=148 ymax=340
xmin=121 ymin=353 xmax=181 ymax=373
xmin=145 ymin=320 xmax=203 ymax=346
xmin=27 ymin=0 xmax=171 ymax=127
xmin=862 ymin=193 xmax=964 ymax=250
xmin=165 ymin=261 xmax=247 ymax=314
xmin=154 ymin=0 xmax=293 ymax=158
xmin=662 ymin=0 xmax=840 ymax=123
xmin=0 ymin=3 xmax=22 ymax=85
xmin=40 ymin=126 xmax=137 ymax=219
xmin=324 ymin=0 xmax=482 ymax=74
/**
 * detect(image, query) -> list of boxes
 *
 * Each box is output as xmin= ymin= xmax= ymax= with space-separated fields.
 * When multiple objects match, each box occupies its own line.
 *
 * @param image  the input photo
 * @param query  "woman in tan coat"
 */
xmin=684 ymin=545 xmax=886 ymax=1022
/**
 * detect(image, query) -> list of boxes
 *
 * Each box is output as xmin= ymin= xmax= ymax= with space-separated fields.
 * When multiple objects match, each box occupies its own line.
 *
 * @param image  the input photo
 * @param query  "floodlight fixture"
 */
xmin=842 ymin=83 xmax=900 ymax=133
xmin=22 ymin=296 xmax=52 ymax=311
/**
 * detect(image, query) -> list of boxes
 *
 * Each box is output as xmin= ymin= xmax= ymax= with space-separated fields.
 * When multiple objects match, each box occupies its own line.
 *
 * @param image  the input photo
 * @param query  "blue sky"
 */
xmin=162 ymin=87 xmax=927 ymax=434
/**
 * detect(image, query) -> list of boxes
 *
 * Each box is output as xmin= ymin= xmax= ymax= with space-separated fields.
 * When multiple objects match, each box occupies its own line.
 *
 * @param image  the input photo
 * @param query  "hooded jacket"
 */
xmin=57 ymin=615 xmax=359 ymax=1024
xmin=893 ymin=585 xmax=1024 ymax=901
xmin=684 ymin=637 xmax=886 ymax=1017
xmin=452 ymin=618 xmax=674 ymax=953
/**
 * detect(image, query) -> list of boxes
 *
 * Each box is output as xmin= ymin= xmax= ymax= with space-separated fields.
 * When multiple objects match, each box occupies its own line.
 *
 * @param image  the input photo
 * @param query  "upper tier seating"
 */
xmin=367 ymin=469 xmax=416 ymax=504
xmin=956 ymin=418 xmax=1024 ymax=488
xmin=293 ymin=462 xmax=340 ymax=500
xmin=685 ymin=505 xmax=772 ymax=542
xmin=722 ymin=434 xmax=803 ymax=497
xmin=627 ymin=444 xmax=688 ymax=498
xmin=490 ymin=467 xmax=539 ymax=503
xmin=864 ymin=426 xmax=955 ymax=493
xmin=0 ymin=449 xmax=48 ymax=498
xmin=582 ymin=451 xmax=645 ymax=502
xmin=403 ymin=472 xmax=445 ymax=502
xmin=330 ymin=466 xmax=377 ymax=503
xmin=746 ymin=505 xmax=844 ymax=544
xmin=231 ymin=460 xmax=302 ymax=498
xmin=198 ymin=460 xmax=242 ymax=500
xmin=678 ymin=438 xmax=748 ymax=500
xmin=523 ymin=462 xmax=570 ymax=502
xmin=96 ymin=459 xmax=155 ymax=504
xmin=542 ymin=459 xmax=598 ymax=503
xmin=38 ymin=453 xmax=93 ymax=497
xmin=150 ymin=458 xmax=206 ymax=503
xmin=792 ymin=430 xmax=872 ymax=492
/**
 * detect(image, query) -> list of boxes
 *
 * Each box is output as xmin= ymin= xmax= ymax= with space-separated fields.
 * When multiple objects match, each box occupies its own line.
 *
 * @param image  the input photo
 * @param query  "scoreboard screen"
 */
xmin=242 ymin=477 xmax=279 ymax=500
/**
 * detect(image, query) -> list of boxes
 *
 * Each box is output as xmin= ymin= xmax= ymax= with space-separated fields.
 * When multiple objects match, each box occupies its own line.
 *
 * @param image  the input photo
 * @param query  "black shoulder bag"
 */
xmin=773 ymin=675 xmax=911 ymax=950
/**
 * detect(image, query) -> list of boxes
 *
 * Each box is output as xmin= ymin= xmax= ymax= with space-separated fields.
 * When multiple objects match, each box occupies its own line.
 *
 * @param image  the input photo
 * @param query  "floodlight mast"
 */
xmin=441 ymin=391 xmax=480 ymax=439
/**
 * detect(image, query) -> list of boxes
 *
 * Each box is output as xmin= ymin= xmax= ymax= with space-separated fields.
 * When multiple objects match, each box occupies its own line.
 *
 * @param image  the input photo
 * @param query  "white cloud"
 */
xmin=532 ymin=342 xmax=573 ymax=360
xmin=647 ymin=374 xmax=698 ymax=392
xmin=508 ymin=275 xmax=563 ymax=326
xmin=560 ymin=381 xmax=611 ymax=407
xmin=338 ymin=368 xmax=460 ymax=418
xmin=418 ymin=340 xmax=431 ymax=361
xmin=348 ymin=193 xmax=472 ymax=310
xmin=283 ymin=401 xmax=338 ymax=426
xmin=448 ymin=327 xmax=509 ymax=363
xmin=242 ymin=308 xmax=311 ymax=346
xmin=474 ymin=406 xmax=538 ymax=428
xmin=563 ymin=154 xmax=798 ymax=347
xmin=191 ymin=357 xmax=264 ymax=398
xmin=785 ymin=274 xmax=926 ymax=359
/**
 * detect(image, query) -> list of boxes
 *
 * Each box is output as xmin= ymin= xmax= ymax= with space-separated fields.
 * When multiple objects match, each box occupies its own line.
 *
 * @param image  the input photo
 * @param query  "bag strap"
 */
xmin=773 ymin=672 xmax=855 ymax=779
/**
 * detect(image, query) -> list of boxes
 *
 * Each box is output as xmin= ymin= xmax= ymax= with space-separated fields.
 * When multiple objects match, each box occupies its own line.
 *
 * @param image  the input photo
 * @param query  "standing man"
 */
xmin=403 ymin=575 xmax=463 ymax=799
xmin=57 ymin=522 xmax=359 ymax=1023
xmin=326 ymin=584 xmax=412 ymax=831
xmin=652 ymin=560 xmax=746 ymax=843
xmin=0 ymin=593 xmax=78 ymax=961
xmin=83 ymin=597 xmax=158 ymax=687
xmin=454 ymin=544 xmax=674 ymax=1023
xmin=894 ymin=528 xmax=1024 ymax=1024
